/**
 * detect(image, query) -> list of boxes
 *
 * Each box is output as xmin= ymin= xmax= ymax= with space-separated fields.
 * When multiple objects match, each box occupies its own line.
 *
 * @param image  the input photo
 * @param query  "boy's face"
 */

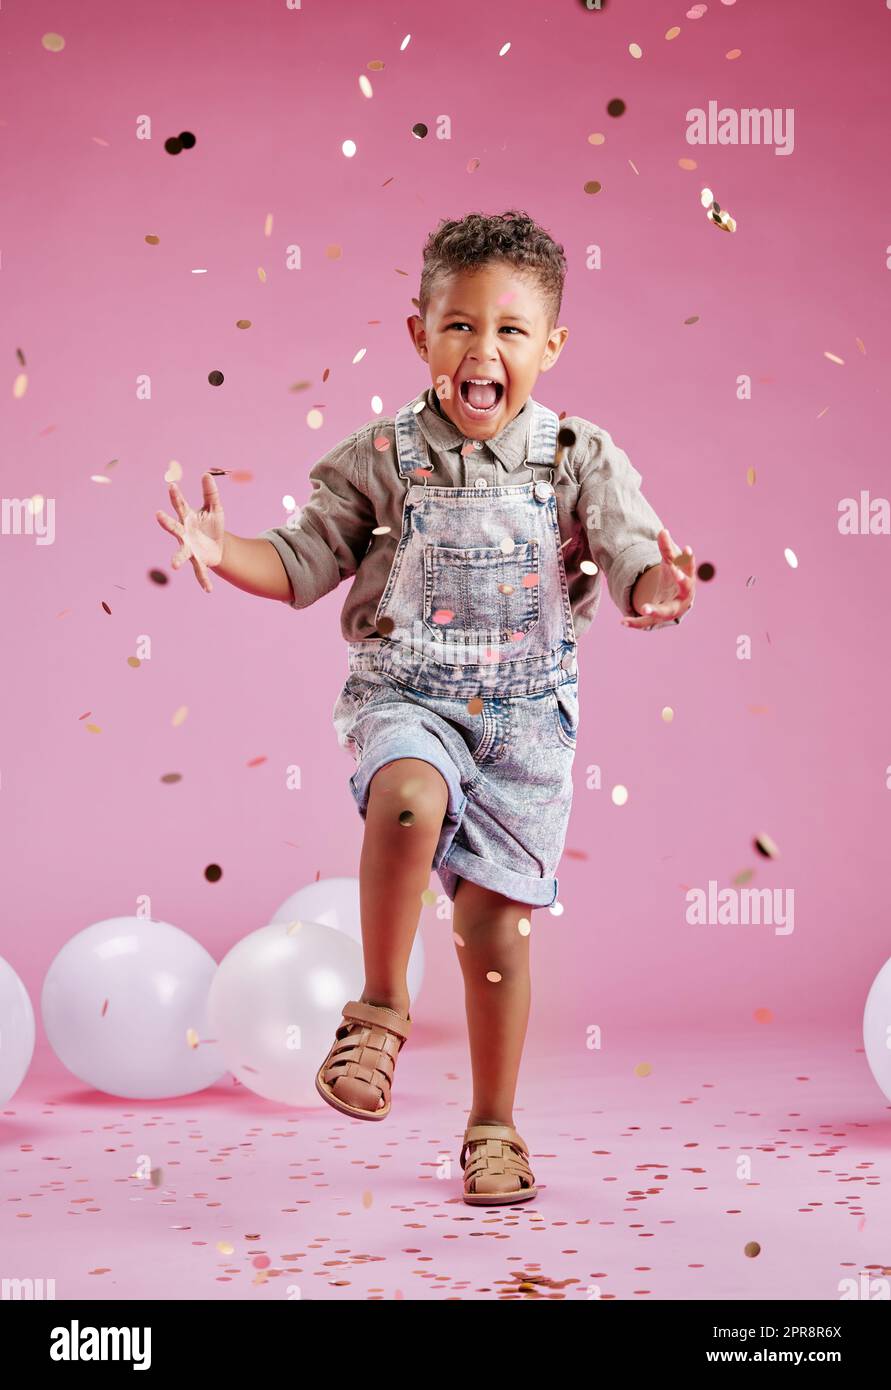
xmin=407 ymin=262 xmax=569 ymax=441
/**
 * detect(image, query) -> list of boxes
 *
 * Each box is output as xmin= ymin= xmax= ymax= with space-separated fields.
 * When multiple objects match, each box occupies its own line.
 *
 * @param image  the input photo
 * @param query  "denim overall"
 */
xmin=332 ymin=395 xmax=579 ymax=908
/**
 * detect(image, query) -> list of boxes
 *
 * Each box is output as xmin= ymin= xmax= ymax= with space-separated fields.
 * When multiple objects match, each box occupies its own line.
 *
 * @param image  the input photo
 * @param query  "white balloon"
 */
xmin=207 ymin=919 xmax=364 ymax=1106
xmin=0 ymin=956 xmax=36 ymax=1103
xmin=270 ymin=877 xmax=425 ymax=999
xmin=41 ymin=918 xmax=227 ymax=1099
xmin=863 ymin=956 xmax=891 ymax=1102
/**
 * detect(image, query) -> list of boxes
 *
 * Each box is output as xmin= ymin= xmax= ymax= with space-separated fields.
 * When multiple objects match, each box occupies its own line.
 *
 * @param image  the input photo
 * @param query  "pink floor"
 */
xmin=2 ymin=1026 xmax=889 ymax=1302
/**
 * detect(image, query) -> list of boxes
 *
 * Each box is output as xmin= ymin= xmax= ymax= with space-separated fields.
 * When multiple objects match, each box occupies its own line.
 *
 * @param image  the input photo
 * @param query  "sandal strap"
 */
xmin=460 ymin=1123 xmax=530 ymax=1170
xmin=341 ymin=999 xmax=412 ymax=1041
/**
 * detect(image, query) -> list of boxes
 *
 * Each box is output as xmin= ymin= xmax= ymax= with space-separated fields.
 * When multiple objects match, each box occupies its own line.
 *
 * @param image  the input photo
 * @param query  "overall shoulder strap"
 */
xmin=525 ymin=397 xmax=560 ymax=466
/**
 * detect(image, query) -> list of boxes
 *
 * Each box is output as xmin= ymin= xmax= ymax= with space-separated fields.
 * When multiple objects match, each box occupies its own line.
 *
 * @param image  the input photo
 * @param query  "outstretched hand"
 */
xmin=155 ymin=473 xmax=225 ymax=594
xmin=620 ymin=528 xmax=696 ymax=630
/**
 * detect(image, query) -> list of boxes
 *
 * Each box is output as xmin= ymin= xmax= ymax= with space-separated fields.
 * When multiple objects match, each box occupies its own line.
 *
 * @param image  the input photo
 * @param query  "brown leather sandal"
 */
xmin=314 ymin=999 xmax=412 ymax=1121
xmin=459 ymin=1122 xmax=538 ymax=1205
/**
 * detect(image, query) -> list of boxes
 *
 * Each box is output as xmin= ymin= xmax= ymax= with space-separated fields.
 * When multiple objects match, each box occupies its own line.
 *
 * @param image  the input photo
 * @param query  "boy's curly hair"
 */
xmin=418 ymin=210 xmax=567 ymax=329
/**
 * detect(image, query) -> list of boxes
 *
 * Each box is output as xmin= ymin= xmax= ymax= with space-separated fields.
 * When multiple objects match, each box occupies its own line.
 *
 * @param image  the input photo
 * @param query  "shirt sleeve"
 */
xmin=574 ymin=425 xmax=688 ymax=629
xmin=257 ymin=427 xmax=377 ymax=609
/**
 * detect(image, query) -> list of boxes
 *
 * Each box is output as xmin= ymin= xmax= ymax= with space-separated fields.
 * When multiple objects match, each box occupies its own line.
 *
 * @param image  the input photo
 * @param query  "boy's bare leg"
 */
xmin=357 ymin=757 xmax=449 ymax=1017
xmin=451 ymin=878 xmax=532 ymax=1128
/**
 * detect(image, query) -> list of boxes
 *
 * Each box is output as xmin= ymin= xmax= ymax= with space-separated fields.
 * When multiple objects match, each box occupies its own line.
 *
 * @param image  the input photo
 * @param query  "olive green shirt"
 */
xmin=259 ymin=386 xmax=687 ymax=640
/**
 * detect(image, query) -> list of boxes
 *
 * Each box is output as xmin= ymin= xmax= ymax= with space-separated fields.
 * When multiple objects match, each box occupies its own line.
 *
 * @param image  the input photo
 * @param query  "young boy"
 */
xmin=156 ymin=210 xmax=696 ymax=1206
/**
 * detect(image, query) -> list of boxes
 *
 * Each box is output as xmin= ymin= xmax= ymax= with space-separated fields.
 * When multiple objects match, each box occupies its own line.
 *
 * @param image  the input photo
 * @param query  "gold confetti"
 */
xmin=661 ymin=707 xmax=674 ymax=723
xmin=583 ymin=180 xmax=602 ymax=195
xmin=285 ymin=920 xmax=303 ymax=935
xmin=145 ymin=234 xmax=160 ymax=245
xmin=362 ymin=1189 xmax=373 ymax=1207
xmin=236 ymin=319 xmax=251 ymax=330
xmin=486 ymin=971 xmax=503 ymax=983
xmin=216 ymin=1241 xmax=234 ymax=1255
xmin=127 ymin=657 xmax=141 ymax=669
xmin=420 ymin=889 xmax=437 ymax=906
xmin=824 ymin=351 xmax=844 ymax=365
xmin=746 ymin=466 xmax=756 ymax=486
xmin=634 ymin=1062 xmax=652 ymax=1077
xmin=42 ymin=32 xmax=65 ymax=52
xmin=264 ymin=213 xmax=273 ymax=237
xmin=678 ymin=158 xmax=697 ymax=170
xmin=588 ymin=132 xmax=605 ymax=145
xmin=666 ymin=26 xmax=681 ymax=39
xmin=467 ymin=696 xmax=483 ymax=715
xmin=754 ymin=832 xmax=779 ymax=859
xmin=172 ymin=705 xmax=188 ymax=727
xmin=325 ymin=244 xmax=342 ymax=259
xmin=160 ymin=772 xmax=182 ymax=783
xmin=629 ymin=43 xmax=642 ymax=59
xmin=186 ymin=1028 xmax=200 ymax=1049
xmin=13 ymin=374 xmax=27 ymax=399
xmin=368 ymin=59 xmax=385 ymax=70
xmin=85 ymin=724 xmax=101 ymax=734
xmin=257 ymin=267 xmax=267 ymax=283
xmin=744 ymin=1241 xmax=761 ymax=1258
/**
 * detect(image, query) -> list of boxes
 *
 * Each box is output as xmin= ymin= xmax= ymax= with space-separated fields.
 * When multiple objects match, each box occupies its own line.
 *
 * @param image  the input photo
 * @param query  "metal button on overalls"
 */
xmin=533 ymin=480 xmax=553 ymax=502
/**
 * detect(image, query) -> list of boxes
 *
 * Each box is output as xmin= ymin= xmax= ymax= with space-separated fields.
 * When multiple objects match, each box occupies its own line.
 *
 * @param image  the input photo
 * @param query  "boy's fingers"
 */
xmin=156 ymin=509 xmax=183 ymax=539
xmin=191 ymin=553 xmax=212 ymax=592
xmin=201 ymin=473 xmax=222 ymax=511
xmin=168 ymin=482 xmax=189 ymax=525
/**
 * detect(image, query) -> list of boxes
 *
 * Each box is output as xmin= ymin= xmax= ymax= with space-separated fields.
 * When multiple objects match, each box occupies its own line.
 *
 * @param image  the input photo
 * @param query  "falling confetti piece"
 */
xmin=342 ymin=140 xmax=357 ymax=158
xmin=634 ymin=1063 xmax=652 ymax=1077
xmin=583 ymin=180 xmax=602 ymax=195
xmin=264 ymin=213 xmax=273 ymax=236
xmin=629 ymin=43 xmax=642 ymax=59
xmin=208 ymin=370 xmax=224 ymax=386
xmin=145 ymin=234 xmax=160 ymax=245
xmin=498 ymin=42 xmax=511 ymax=56
xmin=172 ymin=706 xmax=188 ymax=727
xmin=400 ymin=33 xmax=411 ymax=50
xmin=580 ymin=560 xmax=598 ymax=575
xmin=726 ymin=49 xmax=742 ymax=60
xmin=101 ymin=999 xmax=109 ymax=1017
xmin=420 ymin=889 xmax=437 ymax=906
xmin=784 ymin=548 xmax=798 ymax=569
xmin=753 ymin=1007 xmax=773 ymax=1024
xmin=258 ymin=268 xmax=267 ymax=283
xmin=42 ymin=32 xmax=65 ymax=52
xmin=684 ymin=315 xmax=699 ymax=325
xmin=411 ymin=122 xmax=428 ymax=139
xmin=164 ymin=461 xmax=182 ymax=483
xmin=85 ymin=724 xmax=101 ymax=734
xmin=359 ymin=75 xmax=373 ymax=98
xmin=398 ymin=809 xmax=415 ymax=826
xmin=824 ymin=351 xmax=844 ymax=365
xmin=325 ymin=245 xmax=342 ymax=259
xmin=607 ymin=98 xmax=626 ymax=117
xmin=236 ymin=319 xmax=251 ymax=330
xmin=588 ymin=133 xmax=605 ymax=145
xmin=697 ymin=561 xmax=715 ymax=581
xmin=754 ymin=833 xmax=779 ymax=859
xmin=453 ymin=932 xmax=465 ymax=947
xmin=467 ymin=696 xmax=484 ymax=715
xmin=362 ymin=1190 xmax=373 ymax=1208
xmin=855 ymin=337 xmax=866 ymax=354
xmin=517 ymin=918 xmax=531 ymax=936
xmin=127 ymin=656 xmax=141 ymax=669
xmin=466 ymin=157 xmax=481 ymax=173
xmin=661 ymin=707 xmax=674 ymax=723
xmin=205 ymin=863 xmax=223 ymax=882
xmin=666 ymin=26 xmax=681 ymax=39
xmin=371 ymin=525 xmax=391 ymax=536
xmin=678 ymin=158 xmax=697 ymax=170
xmin=217 ymin=1241 xmax=234 ymax=1255
xmin=486 ymin=971 xmax=503 ymax=983
xmin=744 ymin=1241 xmax=761 ymax=1258
xmin=160 ymin=772 xmax=182 ymax=783
xmin=352 ymin=347 xmax=367 ymax=364
xmin=746 ymin=467 xmax=756 ymax=486
xmin=13 ymin=374 xmax=27 ymax=399
xmin=612 ymin=785 xmax=629 ymax=806
xmin=307 ymin=409 xmax=324 ymax=429
xmin=186 ymin=1028 xmax=200 ymax=1049
xmin=628 ymin=160 xmax=639 ymax=176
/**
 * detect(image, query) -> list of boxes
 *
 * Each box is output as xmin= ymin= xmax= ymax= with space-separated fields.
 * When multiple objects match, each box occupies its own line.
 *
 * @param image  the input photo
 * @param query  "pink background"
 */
xmin=3 ymin=0 xmax=891 ymax=1069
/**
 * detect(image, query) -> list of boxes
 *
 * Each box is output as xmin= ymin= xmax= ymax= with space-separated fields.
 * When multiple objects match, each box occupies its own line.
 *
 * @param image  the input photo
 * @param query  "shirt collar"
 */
xmin=415 ymin=386 xmax=533 ymax=472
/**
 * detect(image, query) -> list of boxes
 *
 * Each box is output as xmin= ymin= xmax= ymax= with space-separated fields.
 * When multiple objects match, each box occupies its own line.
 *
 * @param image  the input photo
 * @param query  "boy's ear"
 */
xmin=406 ymin=314 xmax=428 ymax=359
xmin=538 ymin=324 xmax=569 ymax=373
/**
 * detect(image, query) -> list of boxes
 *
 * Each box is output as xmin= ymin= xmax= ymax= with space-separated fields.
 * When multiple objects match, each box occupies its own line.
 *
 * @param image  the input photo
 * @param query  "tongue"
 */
xmin=467 ymin=381 xmax=497 ymax=409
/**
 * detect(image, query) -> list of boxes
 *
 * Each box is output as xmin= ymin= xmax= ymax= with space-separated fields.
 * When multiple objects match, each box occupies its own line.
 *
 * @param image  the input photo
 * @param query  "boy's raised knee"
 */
xmin=366 ymin=757 xmax=450 ymax=835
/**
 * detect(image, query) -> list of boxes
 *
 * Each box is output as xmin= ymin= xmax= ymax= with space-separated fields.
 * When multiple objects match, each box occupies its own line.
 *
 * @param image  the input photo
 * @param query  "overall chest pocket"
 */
xmin=422 ymin=540 xmax=540 ymax=644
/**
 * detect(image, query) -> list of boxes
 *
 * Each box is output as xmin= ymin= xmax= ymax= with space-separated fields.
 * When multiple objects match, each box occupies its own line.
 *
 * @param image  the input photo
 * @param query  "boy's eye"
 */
xmin=445 ymin=322 xmax=523 ymax=334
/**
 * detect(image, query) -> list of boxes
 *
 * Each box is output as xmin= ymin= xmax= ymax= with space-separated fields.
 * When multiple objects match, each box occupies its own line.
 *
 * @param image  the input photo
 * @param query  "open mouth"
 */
xmin=458 ymin=379 xmax=505 ymax=416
